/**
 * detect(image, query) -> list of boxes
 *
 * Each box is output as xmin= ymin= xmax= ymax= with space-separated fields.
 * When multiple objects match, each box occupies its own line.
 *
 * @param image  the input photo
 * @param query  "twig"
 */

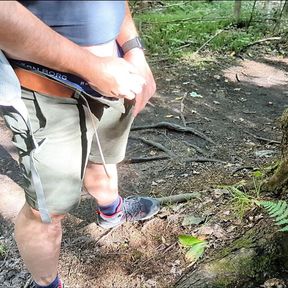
xmin=246 ymin=0 xmax=257 ymax=29
xmin=183 ymin=140 xmax=206 ymax=155
xmin=131 ymin=121 xmax=215 ymax=144
xmin=195 ymin=29 xmax=225 ymax=54
xmin=123 ymin=156 xmax=169 ymax=164
xmin=231 ymin=166 xmax=255 ymax=176
xmin=157 ymin=192 xmax=201 ymax=204
xmin=129 ymin=136 xmax=176 ymax=157
xmin=241 ymin=37 xmax=282 ymax=52
xmin=180 ymin=93 xmax=187 ymax=126
xmin=245 ymin=131 xmax=281 ymax=144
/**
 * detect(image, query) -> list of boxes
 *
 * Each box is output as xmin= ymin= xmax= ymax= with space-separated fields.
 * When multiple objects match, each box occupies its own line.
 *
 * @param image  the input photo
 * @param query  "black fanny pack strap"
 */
xmin=9 ymin=59 xmax=114 ymax=101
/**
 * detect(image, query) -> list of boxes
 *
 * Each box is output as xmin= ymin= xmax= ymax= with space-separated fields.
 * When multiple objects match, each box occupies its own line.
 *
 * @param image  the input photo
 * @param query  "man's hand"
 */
xmin=88 ymin=56 xmax=146 ymax=100
xmin=123 ymin=49 xmax=156 ymax=116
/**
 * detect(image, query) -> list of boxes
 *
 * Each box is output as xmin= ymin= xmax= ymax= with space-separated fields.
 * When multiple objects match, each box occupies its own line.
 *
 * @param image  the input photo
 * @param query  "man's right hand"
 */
xmin=87 ymin=56 xmax=146 ymax=100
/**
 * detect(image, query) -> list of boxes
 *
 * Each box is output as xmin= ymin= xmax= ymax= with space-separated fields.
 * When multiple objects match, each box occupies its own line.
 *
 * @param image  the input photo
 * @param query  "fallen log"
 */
xmin=174 ymin=219 xmax=288 ymax=288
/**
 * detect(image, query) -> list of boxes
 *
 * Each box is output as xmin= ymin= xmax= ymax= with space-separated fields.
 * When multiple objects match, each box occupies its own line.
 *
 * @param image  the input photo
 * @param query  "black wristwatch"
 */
xmin=121 ymin=36 xmax=145 ymax=55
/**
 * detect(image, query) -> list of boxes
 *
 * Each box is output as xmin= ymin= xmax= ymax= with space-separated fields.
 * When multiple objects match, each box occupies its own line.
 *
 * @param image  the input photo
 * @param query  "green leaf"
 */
xmin=279 ymin=225 xmax=288 ymax=232
xmin=252 ymin=170 xmax=263 ymax=178
xmin=185 ymin=242 xmax=207 ymax=262
xmin=271 ymin=201 xmax=287 ymax=218
xmin=178 ymin=235 xmax=204 ymax=247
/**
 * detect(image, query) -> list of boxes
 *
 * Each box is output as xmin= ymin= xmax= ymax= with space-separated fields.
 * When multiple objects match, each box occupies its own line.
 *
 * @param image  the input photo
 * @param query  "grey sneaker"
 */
xmin=96 ymin=196 xmax=160 ymax=229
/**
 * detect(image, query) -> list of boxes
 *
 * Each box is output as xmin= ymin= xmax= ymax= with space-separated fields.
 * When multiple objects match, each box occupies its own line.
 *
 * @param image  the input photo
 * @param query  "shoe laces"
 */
xmin=122 ymin=197 xmax=145 ymax=221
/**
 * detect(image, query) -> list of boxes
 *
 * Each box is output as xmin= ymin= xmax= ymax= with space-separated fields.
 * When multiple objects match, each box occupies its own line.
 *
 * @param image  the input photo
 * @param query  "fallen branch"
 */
xmin=245 ymin=131 xmax=281 ymax=144
xmin=195 ymin=29 xmax=225 ymax=54
xmin=241 ymin=37 xmax=282 ymax=52
xmin=157 ymin=192 xmax=201 ymax=204
xmin=231 ymin=166 xmax=255 ymax=176
xmin=129 ymin=136 xmax=176 ymax=157
xmin=123 ymin=155 xmax=169 ymax=164
xmin=131 ymin=121 xmax=215 ymax=144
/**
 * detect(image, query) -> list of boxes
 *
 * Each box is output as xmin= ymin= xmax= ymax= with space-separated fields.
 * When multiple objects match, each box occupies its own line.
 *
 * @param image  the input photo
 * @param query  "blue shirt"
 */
xmin=21 ymin=1 xmax=126 ymax=45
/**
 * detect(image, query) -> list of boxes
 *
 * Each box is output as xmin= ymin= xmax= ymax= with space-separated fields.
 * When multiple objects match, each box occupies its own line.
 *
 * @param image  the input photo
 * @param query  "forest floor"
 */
xmin=0 ymin=51 xmax=287 ymax=288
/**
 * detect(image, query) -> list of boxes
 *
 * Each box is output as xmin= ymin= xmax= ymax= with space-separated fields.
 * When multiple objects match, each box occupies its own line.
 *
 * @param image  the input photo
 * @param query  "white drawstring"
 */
xmin=79 ymin=93 xmax=110 ymax=178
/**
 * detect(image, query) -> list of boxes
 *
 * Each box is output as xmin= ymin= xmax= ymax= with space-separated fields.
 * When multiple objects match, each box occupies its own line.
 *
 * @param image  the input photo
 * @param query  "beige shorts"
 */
xmin=1 ymin=89 xmax=134 ymax=215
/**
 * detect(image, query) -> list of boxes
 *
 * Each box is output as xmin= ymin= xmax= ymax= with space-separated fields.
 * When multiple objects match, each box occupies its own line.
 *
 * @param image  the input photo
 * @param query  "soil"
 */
xmin=0 ymin=52 xmax=287 ymax=288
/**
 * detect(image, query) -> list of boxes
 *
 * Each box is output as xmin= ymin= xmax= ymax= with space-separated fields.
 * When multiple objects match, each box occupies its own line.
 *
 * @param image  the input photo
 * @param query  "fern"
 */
xmin=259 ymin=200 xmax=288 ymax=232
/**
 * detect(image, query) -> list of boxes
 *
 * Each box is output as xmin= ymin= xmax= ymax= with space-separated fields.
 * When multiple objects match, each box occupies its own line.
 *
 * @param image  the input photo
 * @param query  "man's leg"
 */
xmin=15 ymin=203 xmax=64 ymax=286
xmin=84 ymin=163 xmax=119 ymax=206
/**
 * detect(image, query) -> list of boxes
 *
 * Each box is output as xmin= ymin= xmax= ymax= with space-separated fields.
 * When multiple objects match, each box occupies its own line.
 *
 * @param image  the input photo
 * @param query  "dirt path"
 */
xmin=0 ymin=55 xmax=287 ymax=288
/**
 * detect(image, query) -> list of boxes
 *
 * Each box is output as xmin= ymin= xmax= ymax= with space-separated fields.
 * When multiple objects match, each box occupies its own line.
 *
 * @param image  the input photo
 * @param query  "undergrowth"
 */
xmin=133 ymin=0 xmax=288 ymax=58
xmin=225 ymin=170 xmax=288 ymax=232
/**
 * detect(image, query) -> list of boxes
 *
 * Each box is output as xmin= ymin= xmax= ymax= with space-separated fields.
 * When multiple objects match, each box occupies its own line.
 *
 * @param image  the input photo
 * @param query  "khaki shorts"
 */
xmin=1 ymin=89 xmax=134 ymax=215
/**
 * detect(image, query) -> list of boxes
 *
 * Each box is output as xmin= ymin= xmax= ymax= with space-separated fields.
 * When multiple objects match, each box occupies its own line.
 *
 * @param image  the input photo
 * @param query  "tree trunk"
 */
xmin=283 ymin=0 xmax=288 ymax=16
xmin=234 ymin=0 xmax=242 ymax=23
xmin=261 ymin=108 xmax=288 ymax=195
xmin=174 ymin=219 xmax=288 ymax=288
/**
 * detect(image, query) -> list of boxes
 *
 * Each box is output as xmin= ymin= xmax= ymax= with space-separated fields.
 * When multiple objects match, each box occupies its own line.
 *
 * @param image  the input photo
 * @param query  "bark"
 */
xmin=261 ymin=109 xmax=288 ymax=195
xmin=283 ymin=0 xmax=288 ymax=16
xmin=174 ymin=219 xmax=288 ymax=288
xmin=234 ymin=0 xmax=242 ymax=23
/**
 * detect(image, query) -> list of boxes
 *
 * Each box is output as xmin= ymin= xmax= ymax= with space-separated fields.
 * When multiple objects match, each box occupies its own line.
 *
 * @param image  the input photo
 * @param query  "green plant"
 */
xmin=251 ymin=170 xmax=264 ymax=198
xmin=0 ymin=244 xmax=6 ymax=257
xmin=178 ymin=234 xmax=207 ymax=262
xmin=226 ymin=184 xmax=255 ymax=218
xmin=134 ymin=0 xmax=281 ymax=59
xmin=258 ymin=200 xmax=288 ymax=232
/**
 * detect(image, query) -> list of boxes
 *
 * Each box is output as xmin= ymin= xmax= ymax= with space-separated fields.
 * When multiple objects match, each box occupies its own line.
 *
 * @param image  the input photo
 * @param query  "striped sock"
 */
xmin=98 ymin=196 xmax=122 ymax=215
xmin=34 ymin=275 xmax=62 ymax=288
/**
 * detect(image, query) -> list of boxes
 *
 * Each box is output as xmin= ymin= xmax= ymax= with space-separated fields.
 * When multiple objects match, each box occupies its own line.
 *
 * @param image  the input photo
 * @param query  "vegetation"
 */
xmin=132 ymin=0 xmax=288 ymax=58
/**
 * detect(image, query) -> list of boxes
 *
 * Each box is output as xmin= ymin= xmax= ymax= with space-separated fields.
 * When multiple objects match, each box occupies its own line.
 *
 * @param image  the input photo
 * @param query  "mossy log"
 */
xmin=174 ymin=219 xmax=288 ymax=288
xmin=262 ymin=108 xmax=288 ymax=195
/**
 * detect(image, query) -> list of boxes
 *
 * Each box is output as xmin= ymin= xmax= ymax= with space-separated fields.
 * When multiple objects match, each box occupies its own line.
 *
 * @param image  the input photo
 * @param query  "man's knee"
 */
xmin=20 ymin=202 xmax=66 ymax=227
xmin=84 ymin=162 xmax=117 ymax=188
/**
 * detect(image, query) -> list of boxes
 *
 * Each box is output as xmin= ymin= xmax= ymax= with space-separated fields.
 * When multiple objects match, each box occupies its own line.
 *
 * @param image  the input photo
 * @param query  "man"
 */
xmin=0 ymin=1 xmax=159 ymax=287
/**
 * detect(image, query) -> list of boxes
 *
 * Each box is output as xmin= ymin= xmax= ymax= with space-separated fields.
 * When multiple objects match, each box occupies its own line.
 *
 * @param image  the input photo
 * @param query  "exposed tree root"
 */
xmin=131 ymin=121 xmax=215 ymax=144
xmin=129 ymin=136 xmax=176 ymax=157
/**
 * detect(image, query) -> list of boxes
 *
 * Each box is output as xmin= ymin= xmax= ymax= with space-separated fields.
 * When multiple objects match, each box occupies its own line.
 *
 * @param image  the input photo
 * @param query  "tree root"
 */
xmin=131 ymin=121 xmax=215 ymax=144
xmin=129 ymin=136 xmax=176 ymax=157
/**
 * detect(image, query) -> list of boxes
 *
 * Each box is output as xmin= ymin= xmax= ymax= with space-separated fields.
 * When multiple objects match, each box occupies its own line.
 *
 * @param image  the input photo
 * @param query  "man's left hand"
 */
xmin=124 ymin=49 xmax=156 ymax=116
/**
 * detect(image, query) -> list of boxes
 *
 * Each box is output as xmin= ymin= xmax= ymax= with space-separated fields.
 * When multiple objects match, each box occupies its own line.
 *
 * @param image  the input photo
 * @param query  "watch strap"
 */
xmin=121 ymin=37 xmax=144 ymax=55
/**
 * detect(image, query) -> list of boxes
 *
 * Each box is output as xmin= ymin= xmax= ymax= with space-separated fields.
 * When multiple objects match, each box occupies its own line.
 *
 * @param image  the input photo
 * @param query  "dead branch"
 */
xmin=231 ymin=166 xmax=255 ymax=176
xmin=183 ymin=140 xmax=206 ymax=155
xmin=195 ymin=29 xmax=225 ymax=54
xmin=245 ymin=131 xmax=281 ymax=144
xmin=241 ymin=37 xmax=282 ymax=52
xmin=157 ymin=192 xmax=200 ymax=204
xmin=129 ymin=136 xmax=176 ymax=157
xmin=123 ymin=156 xmax=169 ymax=164
xmin=131 ymin=121 xmax=215 ymax=144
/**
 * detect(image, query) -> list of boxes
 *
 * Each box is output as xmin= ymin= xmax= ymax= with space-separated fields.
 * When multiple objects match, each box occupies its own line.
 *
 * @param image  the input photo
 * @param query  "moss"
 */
xmin=207 ymin=246 xmax=278 ymax=287
xmin=215 ymin=233 xmax=254 ymax=259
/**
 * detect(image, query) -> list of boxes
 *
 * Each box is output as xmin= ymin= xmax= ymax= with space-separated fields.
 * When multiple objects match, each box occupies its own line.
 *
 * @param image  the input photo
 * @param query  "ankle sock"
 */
xmin=34 ymin=275 xmax=61 ymax=288
xmin=98 ymin=196 xmax=122 ymax=215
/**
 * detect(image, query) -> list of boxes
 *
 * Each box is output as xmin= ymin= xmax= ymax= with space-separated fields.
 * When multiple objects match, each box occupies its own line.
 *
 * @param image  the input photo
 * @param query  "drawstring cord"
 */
xmin=78 ymin=93 xmax=110 ymax=178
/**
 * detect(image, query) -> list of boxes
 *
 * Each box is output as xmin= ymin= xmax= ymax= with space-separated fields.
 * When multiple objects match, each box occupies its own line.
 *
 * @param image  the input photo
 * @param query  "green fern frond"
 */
xmin=258 ymin=200 xmax=288 ymax=232
xmin=279 ymin=225 xmax=288 ymax=232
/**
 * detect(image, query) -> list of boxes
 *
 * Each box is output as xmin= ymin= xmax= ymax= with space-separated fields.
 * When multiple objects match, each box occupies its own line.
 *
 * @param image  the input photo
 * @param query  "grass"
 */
xmin=134 ymin=0 xmax=287 ymax=58
xmin=0 ymin=243 xmax=6 ymax=257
